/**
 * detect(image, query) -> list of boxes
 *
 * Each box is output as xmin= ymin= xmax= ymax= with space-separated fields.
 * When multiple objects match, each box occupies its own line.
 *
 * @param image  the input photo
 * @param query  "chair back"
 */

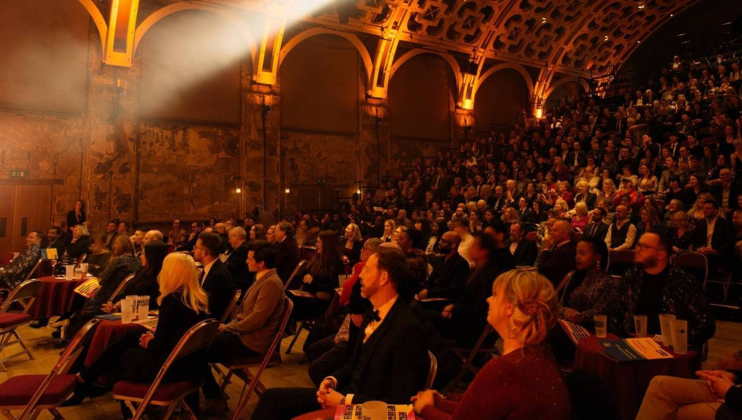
xmin=221 ymin=290 xmax=242 ymax=323
xmin=555 ymin=271 xmax=577 ymax=304
xmin=675 ymin=252 xmax=708 ymax=286
xmin=425 ymin=351 xmax=437 ymax=390
xmin=132 ymin=319 xmax=220 ymax=419
xmin=77 ymin=254 xmax=87 ymax=265
xmin=607 ymin=250 xmax=634 ymax=275
xmin=284 ymin=259 xmax=307 ymax=289
xmin=108 ymin=274 xmax=136 ymax=304
xmin=232 ymin=298 xmax=293 ymax=420
xmin=23 ymin=259 xmax=43 ymax=282
xmin=17 ymin=319 xmax=101 ymax=420
xmin=0 ymin=279 xmax=42 ymax=314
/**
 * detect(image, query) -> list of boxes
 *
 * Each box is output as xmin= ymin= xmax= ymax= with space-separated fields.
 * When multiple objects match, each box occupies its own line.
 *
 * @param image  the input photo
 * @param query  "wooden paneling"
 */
xmin=0 ymin=186 xmax=17 ymax=253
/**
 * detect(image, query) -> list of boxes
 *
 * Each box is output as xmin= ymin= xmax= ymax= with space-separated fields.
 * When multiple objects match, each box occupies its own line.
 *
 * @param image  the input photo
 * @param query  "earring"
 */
xmin=505 ymin=322 xmax=511 ymax=341
xmin=596 ymin=260 xmax=601 ymax=270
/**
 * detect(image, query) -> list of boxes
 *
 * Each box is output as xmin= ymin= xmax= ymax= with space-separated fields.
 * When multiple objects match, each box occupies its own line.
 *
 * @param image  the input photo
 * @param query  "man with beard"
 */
xmin=620 ymin=230 xmax=715 ymax=348
xmin=418 ymin=231 xmax=470 ymax=304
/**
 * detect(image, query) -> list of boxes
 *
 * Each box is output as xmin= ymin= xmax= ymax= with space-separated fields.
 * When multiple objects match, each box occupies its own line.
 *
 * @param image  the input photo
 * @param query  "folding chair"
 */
xmin=113 ymin=319 xmax=221 ymax=420
xmin=107 ymin=274 xmax=137 ymax=305
xmin=0 ymin=318 xmax=100 ymax=420
xmin=213 ymin=298 xmax=293 ymax=420
xmin=449 ymin=325 xmax=499 ymax=386
xmin=607 ymin=250 xmax=635 ymax=275
xmin=425 ymin=351 xmax=437 ymax=390
xmin=283 ymin=260 xmax=307 ymax=290
xmin=555 ymin=271 xmax=577 ymax=304
xmin=220 ymin=290 xmax=242 ymax=324
xmin=675 ymin=252 xmax=708 ymax=288
xmin=0 ymin=279 xmax=42 ymax=371
xmin=285 ymin=291 xmax=340 ymax=354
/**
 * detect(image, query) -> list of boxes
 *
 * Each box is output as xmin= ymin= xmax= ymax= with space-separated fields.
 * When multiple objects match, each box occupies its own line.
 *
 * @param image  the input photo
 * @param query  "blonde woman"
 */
xmin=412 ymin=269 xmax=569 ymax=419
xmin=342 ymin=223 xmax=363 ymax=266
xmin=67 ymin=224 xmax=92 ymax=259
xmin=687 ymin=193 xmax=715 ymax=226
xmin=381 ymin=219 xmax=396 ymax=242
xmin=571 ymin=202 xmax=590 ymax=232
xmin=670 ymin=212 xmax=694 ymax=254
xmin=68 ymin=253 xmax=209 ymax=407
xmin=600 ymin=179 xmax=617 ymax=205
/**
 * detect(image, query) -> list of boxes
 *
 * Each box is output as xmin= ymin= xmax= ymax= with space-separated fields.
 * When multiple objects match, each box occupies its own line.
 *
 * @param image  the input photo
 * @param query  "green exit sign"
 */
xmin=10 ymin=170 xmax=29 ymax=178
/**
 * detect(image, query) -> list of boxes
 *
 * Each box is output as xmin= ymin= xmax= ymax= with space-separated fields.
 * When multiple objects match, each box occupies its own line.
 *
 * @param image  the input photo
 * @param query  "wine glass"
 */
xmin=50 ymin=257 xmax=58 ymax=277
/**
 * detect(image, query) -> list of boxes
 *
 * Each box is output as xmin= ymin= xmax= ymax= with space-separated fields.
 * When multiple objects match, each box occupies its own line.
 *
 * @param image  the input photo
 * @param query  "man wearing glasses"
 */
xmin=621 ymin=230 xmax=715 ymax=348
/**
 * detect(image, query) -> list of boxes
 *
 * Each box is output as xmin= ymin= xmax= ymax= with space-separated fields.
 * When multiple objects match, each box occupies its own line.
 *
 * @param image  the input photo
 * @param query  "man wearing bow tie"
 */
xmin=252 ymin=247 xmax=429 ymax=419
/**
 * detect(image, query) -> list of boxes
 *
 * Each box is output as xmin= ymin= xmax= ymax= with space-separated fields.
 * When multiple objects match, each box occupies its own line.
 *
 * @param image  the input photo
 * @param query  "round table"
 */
xmin=291 ymin=407 xmax=335 ymax=420
xmin=83 ymin=320 xmax=148 ymax=367
xmin=574 ymin=335 xmax=702 ymax=419
xmin=28 ymin=276 xmax=86 ymax=320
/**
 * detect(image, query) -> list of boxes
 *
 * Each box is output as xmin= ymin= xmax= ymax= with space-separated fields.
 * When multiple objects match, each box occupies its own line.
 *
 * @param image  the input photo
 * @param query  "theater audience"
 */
xmin=178 ymin=221 xmax=202 ymax=251
xmin=67 ymin=253 xmax=208 ymax=414
xmin=418 ymin=231 xmax=469 ymax=302
xmin=381 ymin=219 xmax=395 ymax=242
xmin=104 ymin=219 xmax=120 ymax=250
xmin=82 ymin=235 xmax=141 ymax=314
xmin=289 ymin=231 xmax=343 ymax=320
xmin=102 ymin=240 xmax=167 ymax=312
xmin=558 ymin=237 xmax=623 ymax=334
xmin=605 ymin=205 xmax=637 ymax=251
xmin=0 ymin=231 xmax=42 ymax=289
xmin=252 ymin=247 xmax=429 ymax=418
xmin=275 ymin=221 xmax=301 ymax=285
xmin=536 ymin=220 xmax=576 ymax=286
xmin=226 ymin=227 xmax=251 ymax=292
xmin=342 ymin=223 xmax=363 ymax=267
xmin=251 ymin=223 xmax=267 ymax=241
xmin=694 ymin=199 xmax=735 ymax=270
xmin=201 ymin=240 xmax=285 ymax=415
xmin=86 ymin=234 xmax=112 ymax=277
xmin=669 ymin=211 xmax=695 ymax=254
xmin=67 ymin=224 xmax=92 ymax=260
xmin=193 ymin=232 xmax=235 ymax=321
xmin=583 ymin=208 xmax=609 ymax=242
xmin=621 ymin=230 xmax=715 ymax=348
xmin=166 ymin=218 xmax=186 ymax=246
xmin=46 ymin=226 xmax=67 ymax=256
xmin=412 ymin=269 xmax=570 ymax=420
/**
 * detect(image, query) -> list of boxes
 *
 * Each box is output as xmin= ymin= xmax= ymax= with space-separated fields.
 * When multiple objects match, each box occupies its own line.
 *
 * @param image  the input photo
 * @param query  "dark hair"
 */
xmin=703 ymin=199 xmax=719 ymax=209
xmin=110 ymin=219 xmax=120 ymax=225
xmin=415 ymin=218 xmax=431 ymax=238
xmin=119 ymin=221 xmax=130 ymax=229
xmin=403 ymin=228 xmax=425 ymax=250
xmin=472 ymin=230 xmax=497 ymax=260
xmin=511 ymin=221 xmax=526 ymax=233
xmin=647 ymin=228 xmax=673 ymax=254
xmin=578 ymin=237 xmax=609 ymax=271
xmin=309 ymin=231 xmax=344 ymax=277
xmin=252 ymin=224 xmax=267 ymax=240
xmin=248 ymin=240 xmax=278 ymax=269
xmin=198 ymin=232 xmax=222 ymax=257
xmin=143 ymin=240 xmax=168 ymax=278
xmin=49 ymin=226 xmax=63 ymax=236
xmin=276 ymin=221 xmax=294 ymax=237
xmin=374 ymin=246 xmax=411 ymax=291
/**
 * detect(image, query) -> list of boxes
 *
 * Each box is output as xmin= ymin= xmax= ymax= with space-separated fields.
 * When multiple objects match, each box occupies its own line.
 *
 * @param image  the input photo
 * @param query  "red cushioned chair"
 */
xmin=0 ymin=318 xmax=100 ymax=420
xmin=213 ymin=298 xmax=293 ymax=420
xmin=113 ymin=319 xmax=221 ymax=420
xmin=0 ymin=279 xmax=43 ymax=371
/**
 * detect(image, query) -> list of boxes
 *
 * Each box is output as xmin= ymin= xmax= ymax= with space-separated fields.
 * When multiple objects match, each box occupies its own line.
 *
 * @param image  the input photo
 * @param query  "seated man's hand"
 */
xmin=442 ymin=304 xmax=454 ymax=319
xmin=139 ymin=332 xmax=154 ymax=349
xmin=417 ymin=289 xmax=428 ymax=299
xmin=411 ymin=390 xmax=439 ymax=414
xmin=316 ymin=387 xmax=344 ymax=408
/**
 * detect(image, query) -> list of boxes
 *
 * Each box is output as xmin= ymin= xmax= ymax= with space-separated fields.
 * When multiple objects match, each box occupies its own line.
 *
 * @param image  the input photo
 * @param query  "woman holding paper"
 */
xmin=411 ymin=269 xmax=570 ymax=420
xmin=82 ymin=235 xmax=140 ymax=313
xmin=63 ymin=253 xmax=209 ymax=409
xmin=102 ymin=240 xmax=168 ymax=313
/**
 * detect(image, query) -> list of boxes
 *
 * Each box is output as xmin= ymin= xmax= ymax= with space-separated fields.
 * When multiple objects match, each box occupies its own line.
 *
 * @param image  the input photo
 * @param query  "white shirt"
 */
xmin=363 ymin=295 xmax=398 ymax=343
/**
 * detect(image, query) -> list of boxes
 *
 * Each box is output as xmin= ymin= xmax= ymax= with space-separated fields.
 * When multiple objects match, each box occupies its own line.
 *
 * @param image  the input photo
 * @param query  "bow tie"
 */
xmin=369 ymin=310 xmax=381 ymax=322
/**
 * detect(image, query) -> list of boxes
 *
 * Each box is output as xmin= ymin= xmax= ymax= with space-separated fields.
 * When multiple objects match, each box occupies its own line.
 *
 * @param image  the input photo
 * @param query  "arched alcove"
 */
xmin=138 ymin=10 xmax=248 ymax=124
xmin=0 ymin=0 xmax=89 ymax=113
xmin=389 ymin=53 xmax=456 ymax=141
xmin=280 ymin=34 xmax=365 ymax=134
xmin=474 ymin=68 xmax=530 ymax=132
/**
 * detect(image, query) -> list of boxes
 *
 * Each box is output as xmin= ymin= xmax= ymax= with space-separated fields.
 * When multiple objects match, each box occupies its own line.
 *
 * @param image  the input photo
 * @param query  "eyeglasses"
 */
xmin=635 ymin=243 xmax=664 ymax=252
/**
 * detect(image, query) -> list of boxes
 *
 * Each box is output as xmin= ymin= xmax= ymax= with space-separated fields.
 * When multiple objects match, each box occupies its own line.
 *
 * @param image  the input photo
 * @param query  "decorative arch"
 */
xmin=543 ymin=77 xmax=589 ymax=101
xmin=133 ymin=2 xmax=258 ymax=63
xmin=77 ymin=0 xmax=109 ymax=55
xmin=279 ymin=28 xmax=374 ymax=91
xmin=473 ymin=63 xmax=534 ymax=105
xmin=389 ymin=49 xmax=463 ymax=91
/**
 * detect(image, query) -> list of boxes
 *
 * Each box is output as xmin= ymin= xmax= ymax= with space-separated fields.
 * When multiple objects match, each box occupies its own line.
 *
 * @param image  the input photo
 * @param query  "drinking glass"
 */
xmin=634 ymin=315 xmax=648 ymax=337
xmin=593 ymin=315 xmax=608 ymax=338
xmin=671 ymin=320 xmax=688 ymax=354
xmin=659 ymin=314 xmax=676 ymax=347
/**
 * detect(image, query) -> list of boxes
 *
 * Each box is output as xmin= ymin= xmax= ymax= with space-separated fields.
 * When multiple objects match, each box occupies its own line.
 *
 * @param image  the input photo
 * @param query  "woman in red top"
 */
xmin=411 ymin=269 xmax=570 ymax=420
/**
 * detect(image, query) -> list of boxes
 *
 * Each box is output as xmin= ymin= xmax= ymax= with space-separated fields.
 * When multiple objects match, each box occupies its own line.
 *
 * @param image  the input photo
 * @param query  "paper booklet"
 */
xmin=335 ymin=404 xmax=415 ymax=420
xmin=558 ymin=319 xmax=591 ymax=345
xmin=287 ymin=290 xmax=315 ymax=298
xmin=599 ymin=337 xmax=674 ymax=362
xmin=74 ymin=278 xmax=101 ymax=298
xmin=42 ymin=248 xmax=58 ymax=260
xmin=135 ymin=317 xmax=159 ymax=333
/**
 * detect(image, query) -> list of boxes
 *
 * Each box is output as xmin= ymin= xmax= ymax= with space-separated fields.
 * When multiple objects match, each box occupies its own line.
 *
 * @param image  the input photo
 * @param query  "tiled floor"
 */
xmin=1 ymin=320 xmax=741 ymax=419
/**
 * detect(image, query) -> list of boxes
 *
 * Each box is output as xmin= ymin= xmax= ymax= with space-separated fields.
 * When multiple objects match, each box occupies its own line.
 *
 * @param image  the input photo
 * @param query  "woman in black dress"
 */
xmin=66 ymin=200 xmax=86 ymax=235
xmin=102 ymin=240 xmax=168 ymax=313
xmin=290 ymin=230 xmax=344 ymax=320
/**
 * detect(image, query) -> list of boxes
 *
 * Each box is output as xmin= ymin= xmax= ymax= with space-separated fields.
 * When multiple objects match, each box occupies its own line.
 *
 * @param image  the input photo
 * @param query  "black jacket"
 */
xmin=67 ymin=236 xmax=91 ymax=260
xmin=226 ymin=243 xmax=252 ymax=292
xmin=425 ymin=253 xmax=470 ymax=301
xmin=694 ymin=217 xmax=736 ymax=262
xmin=66 ymin=210 xmax=86 ymax=234
xmin=276 ymin=237 xmax=301 ymax=285
xmin=511 ymin=238 xmax=538 ymax=267
xmin=574 ymin=192 xmax=598 ymax=209
xmin=536 ymin=241 xmax=577 ymax=286
xmin=583 ymin=222 xmax=609 ymax=242
xmin=332 ymin=297 xmax=429 ymax=404
xmin=202 ymin=259 xmax=235 ymax=321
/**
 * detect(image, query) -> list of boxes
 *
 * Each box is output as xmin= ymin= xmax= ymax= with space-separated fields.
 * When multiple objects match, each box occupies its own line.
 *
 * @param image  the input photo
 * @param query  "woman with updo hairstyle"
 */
xmin=412 ymin=269 xmax=570 ymax=420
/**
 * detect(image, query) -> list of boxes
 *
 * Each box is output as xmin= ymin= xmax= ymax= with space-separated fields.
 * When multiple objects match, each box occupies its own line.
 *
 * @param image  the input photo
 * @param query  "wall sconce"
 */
xmin=462 ymin=98 xmax=473 ymax=110
xmin=285 ymin=188 xmax=290 ymax=194
xmin=232 ymin=176 xmax=243 ymax=194
xmin=236 ymin=187 xmax=242 ymax=194
xmin=535 ymin=107 xmax=543 ymax=119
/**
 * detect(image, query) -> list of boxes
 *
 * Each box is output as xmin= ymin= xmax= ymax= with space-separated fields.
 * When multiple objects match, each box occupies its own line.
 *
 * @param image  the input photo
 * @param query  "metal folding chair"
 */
xmin=0 ymin=318 xmax=100 ymax=420
xmin=449 ymin=325 xmax=499 ymax=386
xmin=285 ymin=291 xmax=340 ymax=354
xmin=113 ymin=319 xmax=221 ymax=420
xmin=220 ymin=290 xmax=242 ymax=324
xmin=0 ymin=279 xmax=42 ymax=371
xmin=283 ymin=260 xmax=307 ymax=290
xmin=213 ymin=298 xmax=293 ymax=420
xmin=425 ymin=351 xmax=437 ymax=390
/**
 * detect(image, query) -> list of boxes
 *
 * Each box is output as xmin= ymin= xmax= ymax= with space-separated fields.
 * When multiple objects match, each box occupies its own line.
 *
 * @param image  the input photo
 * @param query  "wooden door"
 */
xmin=0 ymin=185 xmax=16 ymax=253
xmin=12 ymin=185 xmax=52 ymax=251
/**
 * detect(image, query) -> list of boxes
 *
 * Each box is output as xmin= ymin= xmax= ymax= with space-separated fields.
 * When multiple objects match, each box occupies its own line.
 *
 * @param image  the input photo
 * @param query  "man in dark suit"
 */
xmin=193 ymin=232 xmax=235 ymax=321
xmin=418 ymin=231 xmax=470 ymax=303
xmin=583 ymin=208 xmax=609 ymax=242
xmin=710 ymin=168 xmax=741 ymax=217
xmin=104 ymin=219 xmax=120 ymax=250
xmin=251 ymin=247 xmax=429 ymax=419
xmin=275 ymin=221 xmax=301 ymax=285
xmin=536 ymin=220 xmax=576 ymax=286
xmin=694 ymin=199 xmax=736 ymax=270
xmin=226 ymin=227 xmax=252 ymax=292
xmin=46 ymin=226 xmax=66 ymax=256
xmin=509 ymin=222 xmax=537 ymax=266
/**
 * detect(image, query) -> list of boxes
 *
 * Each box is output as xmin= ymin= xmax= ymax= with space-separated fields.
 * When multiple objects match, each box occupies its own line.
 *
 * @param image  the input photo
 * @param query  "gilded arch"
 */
xmin=473 ymin=63 xmax=534 ymax=105
xmin=278 ymin=28 xmax=374 ymax=92
xmin=389 ymin=49 xmax=463 ymax=93
xmin=543 ymin=77 xmax=590 ymax=102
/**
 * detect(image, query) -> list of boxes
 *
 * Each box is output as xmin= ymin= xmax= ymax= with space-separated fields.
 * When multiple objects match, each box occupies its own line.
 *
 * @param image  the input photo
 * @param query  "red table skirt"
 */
xmin=28 ymin=276 xmax=85 ymax=320
xmin=292 ymin=407 xmax=336 ymax=420
xmin=84 ymin=320 xmax=147 ymax=367
xmin=574 ymin=335 xmax=702 ymax=419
